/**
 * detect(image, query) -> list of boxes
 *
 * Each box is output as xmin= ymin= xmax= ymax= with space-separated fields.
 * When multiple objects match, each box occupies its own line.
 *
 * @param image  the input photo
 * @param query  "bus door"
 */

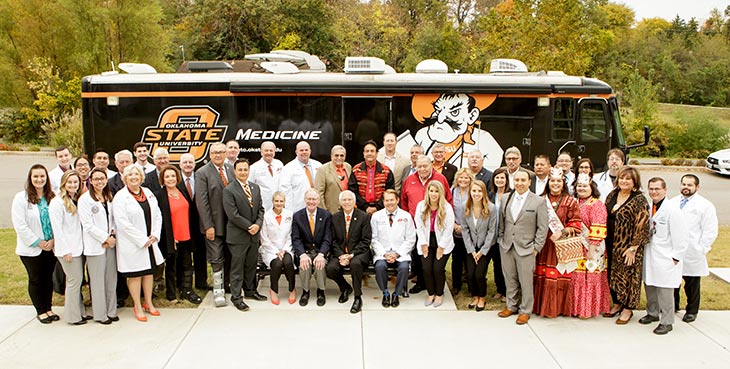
xmin=546 ymin=98 xmax=577 ymax=161
xmin=341 ymin=97 xmax=392 ymax=163
xmin=576 ymin=98 xmax=612 ymax=171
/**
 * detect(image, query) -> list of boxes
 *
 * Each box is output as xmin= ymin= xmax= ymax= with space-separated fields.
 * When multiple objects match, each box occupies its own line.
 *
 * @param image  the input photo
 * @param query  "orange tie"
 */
xmin=652 ymin=204 xmax=657 ymax=216
xmin=308 ymin=212 xmax=315 ymax=235
xmin=218 ymin=167 xmax=228 ymax=187
xmin=185 ymin=177 xmax=193 ymax=198
xmin=275 ymin=214 xmax=282 ymax=225
xmin=345 ymin=214 xmax=351 ymax=253
xmin=304 ymin=165 xmax=314 ymax=188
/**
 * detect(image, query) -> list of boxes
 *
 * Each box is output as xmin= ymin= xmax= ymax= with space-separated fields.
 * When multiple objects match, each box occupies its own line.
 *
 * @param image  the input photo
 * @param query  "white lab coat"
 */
xmin=371 ymin=207 xmax=416 ymax=262
xmin=259 ymin=208 xmax=294 ymax=267
xmin=593 ymin=171 xmax=614 ymax=203
xmin=672 ymin=194 xmax=718 ymax=277
xmin=644 ymin=198 xmax=688 ymax=288
xmin=48 ymin=166 xmax=65 ymax=194
xmin=113 ymin=187 xmax=163 ymax=273
xmin=78 ymin=192 xmax=114 ymax=256
xmin=279 ymin=158 xmax=322 ymax=212
xmin=49 ymin=197 xmax=83 ymax=257
xmin=414 ymin=201 xmax=455 ymax=255
xmin=249 ymin=158 xmax=284 ymax=211
xmin=11 ymin=191 xmax=47 ymax=257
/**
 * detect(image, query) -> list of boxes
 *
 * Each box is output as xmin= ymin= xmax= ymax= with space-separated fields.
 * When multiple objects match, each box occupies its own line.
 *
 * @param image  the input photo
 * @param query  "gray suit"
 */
xmin=498 ymin=191 xmax=548 ymax=315
xmin=223 ymin=180 xmax=264 ymax=300
xmin=461 ymin=203 xmax=498 ymax=255
xmin=195 ymin=161 xmax=235 ymax=268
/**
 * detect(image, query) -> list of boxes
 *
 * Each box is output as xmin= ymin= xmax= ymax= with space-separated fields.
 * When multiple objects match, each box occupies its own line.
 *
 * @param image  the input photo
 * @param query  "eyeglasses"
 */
xmin=211 ymin=151 xmax=226 ymax=155
xmin=76 ymin=163 xmax=90 ymax=168
xmin=505 ymin=157 xmax=519 ymax=161
xmin=91 ymin=177 xmax=106 ymax=181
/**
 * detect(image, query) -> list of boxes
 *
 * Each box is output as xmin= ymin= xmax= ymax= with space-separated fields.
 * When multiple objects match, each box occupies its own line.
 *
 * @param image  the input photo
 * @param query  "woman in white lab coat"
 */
xmin=259 ymin=191 xmax=296 ymax=305
xmin=49 ymin=170 xmax=89 ymax=325
xmin=78 ymin=167 xmax=117 ymax=324
xmin=113 ymin=165 xmax=163 ymax=322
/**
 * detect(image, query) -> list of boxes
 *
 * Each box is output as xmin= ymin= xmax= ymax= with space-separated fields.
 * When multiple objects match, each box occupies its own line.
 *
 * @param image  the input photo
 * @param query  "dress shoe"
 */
xmin=270 ymin=290 xmax=280 ymax=305
xmin=498 ymin=308 xmax=516 ymax=318
xmin=288 ymin=291 xmax=296 ymax=304
xmin=133 ymin=307 xmax=147 ymax=322
xmin=467 ymin=301 xmax=477 ymax=309
xmin=97 ymin=319 xmax=112 ymax=325
xmin=638 ymin=315 xmax=660 ymax=325
xmin=181 ymin=289 xmax=202 ymax=304
xmin=424 ymin=297 xmax=434 ymax=306
xmin=516 ymin=313 xmax=530 ymax=325
xmin=232 ymin=299 xmax=250 ymax=311
xmin=48 ymin=313 xmax=60 ymax=321
xmin=71 ymin=319 xmax=88 ymax=326
xmin=382 ymin=292 xmax=391 ymax=308
xmin=616 ymin=310 xmax=633 ymax=325
xmin=338 ymin=287 xmax=353 ymax=303
xmin=299 ymin=290 xmax=310 ymax=307
xmin=653 ymin=324 xmax=673 ymax=335
xmin=476 ymin=304 xmax=485 ymax=312
xmin=390 ymin=295 xmax=400 ymax=308
xmin=142 ymin=303 xmax=160 ymax=316
xmin=408 ymin=285 xmax=425 ymax=294
xmin=433 ymin=296 xmax=443 ymax=308
xmin=108 ymin=316 xmax=119 ymax=322
xmin=682 ymin=313 xmax=697 ymax=323
xmin=350 ymin=297 xmax=363 ymax=314
xmin=82 ymin=315 xmax=93 ymax=321
xmin=316 ymin=289 xmax=326 ymax=306
xmin=244 ymin=292 xmax=268 ymax=301
xmin=36 ymin=314 xmax=53 ymax=324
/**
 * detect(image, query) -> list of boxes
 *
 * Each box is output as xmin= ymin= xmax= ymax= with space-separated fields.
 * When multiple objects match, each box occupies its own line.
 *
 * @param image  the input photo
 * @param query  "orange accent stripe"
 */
xmin=82 ymin=91 xmax=614 ymax=99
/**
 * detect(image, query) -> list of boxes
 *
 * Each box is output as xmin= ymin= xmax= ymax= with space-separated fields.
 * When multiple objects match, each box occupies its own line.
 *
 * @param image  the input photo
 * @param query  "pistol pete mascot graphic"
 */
xmin=396 ymin=93 xmax=504 ymax=170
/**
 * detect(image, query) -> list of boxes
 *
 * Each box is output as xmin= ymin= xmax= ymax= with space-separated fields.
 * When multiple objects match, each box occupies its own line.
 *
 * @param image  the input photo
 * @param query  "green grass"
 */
xmin=657 ymin=103 xmax=730 ymax=131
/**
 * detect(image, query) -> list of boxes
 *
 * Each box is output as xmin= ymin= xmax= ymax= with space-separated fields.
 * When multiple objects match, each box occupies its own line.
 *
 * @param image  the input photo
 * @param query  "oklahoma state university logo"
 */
xmin=141 ymin=106 xmax=227 ymax=163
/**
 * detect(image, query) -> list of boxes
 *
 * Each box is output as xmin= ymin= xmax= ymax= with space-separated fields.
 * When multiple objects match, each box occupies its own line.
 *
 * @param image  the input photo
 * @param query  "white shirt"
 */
xmin=106 ymin=169 xmax=117 ymax=179
xmin=135 ymin=162 xmax=156 ymax=173
xmin=672 ymin=193 xmax=718 ymax=276
xmin=593 ymin=171 xmax=615 ymax=202
xmin=534 ymin=176 xmax=548 ymax=196
xmin=249 ymin=157 xmax=284 ymax=211
xmin=510 ymin=192 xmax=527 ymax=219
xmin=371 ymin=207 xmax=416 ymax=262
xmin=382 ymin=154 xmax=396 ymax=174
xmin=182 ymin=173 xmax=195 ymax=198
xmin=49 ymin=165 xmax=69 ymax=194
xmin=280 ymin=158 xmax=322 ymax=212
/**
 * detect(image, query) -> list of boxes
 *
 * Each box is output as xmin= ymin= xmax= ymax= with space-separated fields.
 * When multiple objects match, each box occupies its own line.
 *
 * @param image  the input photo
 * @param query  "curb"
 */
xmin=632 ymin=165 xmax=710 ymax=173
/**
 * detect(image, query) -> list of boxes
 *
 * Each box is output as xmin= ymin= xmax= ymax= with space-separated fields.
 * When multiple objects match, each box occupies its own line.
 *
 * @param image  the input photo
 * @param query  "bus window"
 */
xmin=580 ymin=101 xmax=608 ymax=142
xmin=552 ymin=99 xmax=574 ymax=140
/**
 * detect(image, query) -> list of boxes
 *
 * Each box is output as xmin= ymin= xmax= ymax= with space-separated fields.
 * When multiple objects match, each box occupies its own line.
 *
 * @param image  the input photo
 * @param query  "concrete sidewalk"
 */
xmin=1 ymin=304 xmax=728 ymax=369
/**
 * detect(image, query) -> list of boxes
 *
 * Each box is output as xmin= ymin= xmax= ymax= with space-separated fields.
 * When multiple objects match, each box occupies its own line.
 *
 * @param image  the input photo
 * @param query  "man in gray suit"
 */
xmin=223 ymin=158 xmax=266 ymax=311
xmin=195 ymin=142 xmax=235 ymax=307
xmin=497 ymin=170 xmax=548 ymax=324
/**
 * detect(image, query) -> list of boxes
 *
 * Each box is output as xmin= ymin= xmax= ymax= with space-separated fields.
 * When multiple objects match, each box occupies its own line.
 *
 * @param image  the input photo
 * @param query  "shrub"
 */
xmin=42 ymin=109 xmax=83 ymax=156
xmin=667 ymin=111 xmax=729 ymax=158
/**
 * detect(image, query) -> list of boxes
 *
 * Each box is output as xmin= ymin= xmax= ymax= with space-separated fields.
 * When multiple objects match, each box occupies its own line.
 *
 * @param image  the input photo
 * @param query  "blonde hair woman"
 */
xmin=462 ymin=180 xmax=498 ymax=311
xmin=450 ymin=168 xmax=474 ymax=295
xmin=414 ymin=181 xmax=455 ymax=307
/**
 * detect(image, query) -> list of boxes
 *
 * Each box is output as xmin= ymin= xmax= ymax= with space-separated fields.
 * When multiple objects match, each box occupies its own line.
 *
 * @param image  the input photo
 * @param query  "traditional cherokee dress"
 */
xmin=604 ymin=190 xmax=650 ymax=309
xmin=571 ymin=197 xmax=611 ymax=318
xmin=533 ymin=194 xmax=581 ymax=318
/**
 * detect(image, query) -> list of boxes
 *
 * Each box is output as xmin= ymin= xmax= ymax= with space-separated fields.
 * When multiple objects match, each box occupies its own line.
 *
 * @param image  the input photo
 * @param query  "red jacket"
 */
xmin=348 ymin=161 xmax=395 ymax=210
xmin=400 ymin=170 xmax=453 ymax=217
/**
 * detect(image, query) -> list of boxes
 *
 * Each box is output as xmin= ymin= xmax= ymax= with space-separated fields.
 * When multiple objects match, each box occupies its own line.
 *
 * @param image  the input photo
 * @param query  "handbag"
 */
xmin=554 ymin=235 xmax=586 ymax=265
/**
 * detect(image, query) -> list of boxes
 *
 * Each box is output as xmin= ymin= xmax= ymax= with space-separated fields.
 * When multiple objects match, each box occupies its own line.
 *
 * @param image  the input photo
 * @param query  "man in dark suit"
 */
xmin=431 ymin=143 xmax=457 ymax=185
xmin=502 ymin=146 xmax=536 ymax=193
xmin=195 ymin=142 xmax=236 ymax=307
xmin=223 ymin=159 xmax=266 ymax=311
xmin=466 ymin=150 xmax=493 ymax=194
xmin=143 ymin=147 xmax=170 ymax=294
xmin=109 ymin=149 xmax=133 ymax=196
xmin=326 ymin=190 xmax=372 ymax=313
xmin=291 ymin=189 xmax=332 ymax=307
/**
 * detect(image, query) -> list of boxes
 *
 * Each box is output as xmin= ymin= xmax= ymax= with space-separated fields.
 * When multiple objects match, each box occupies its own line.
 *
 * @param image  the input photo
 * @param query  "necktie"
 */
xmin=218 ymin=167 xmax=228 ymax=187
xmin=680 ymin=197 xmax=688 ymax=209
xmin=388 ymin=213 xmax=394 ymax=227
xmin=510 ymin=195 xmax=523 ymax=219
xmin=308 ymin=212 xmax=315 ymax=235
xmin=275 ymin=214 xmax=282 ymax=225
xmin=185 ymin=177 xmax=193 ymax=198
xmin=243 ymin=183 xmax=253 ymax=207
xmin=652 ymin=203 xmax=657 ymax=216
xmin=345 ymin=214 xmax=351 ymax=253
xmin=304 ymin=164 xmax=314 ymax=187
xmin=268 ymin=164 xmax=273 ymax=176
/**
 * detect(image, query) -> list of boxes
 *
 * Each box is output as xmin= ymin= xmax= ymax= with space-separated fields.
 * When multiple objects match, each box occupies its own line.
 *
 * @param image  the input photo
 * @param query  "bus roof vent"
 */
xmin=344 ymin=57 xmax=386 ymax=74
xmin=271 ymin=50 xmax=326 ymax=72
xmin=489 ymin=59 xmax=528 ymax=73
xmin=186 ymin=61 xmax=233 ymax=73
xmin=118 ymin=63 xmax=157 ymax=74
xmin=546 ymin=71 xmax=566 ymax=76
xmin=415 ymin=59 xmax=448 ymax=74
xmin=260 ymin=62 xmax=300 ymax=74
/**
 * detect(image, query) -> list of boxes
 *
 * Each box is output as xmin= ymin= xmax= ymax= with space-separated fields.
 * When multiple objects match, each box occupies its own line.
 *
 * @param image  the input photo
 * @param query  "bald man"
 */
xmin=280 ymin=141 xmax=322 ymax=212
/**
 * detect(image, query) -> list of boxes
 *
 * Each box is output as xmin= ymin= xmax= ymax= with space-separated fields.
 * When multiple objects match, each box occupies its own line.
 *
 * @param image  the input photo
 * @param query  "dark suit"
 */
xmin=326 ymin=209 xmax=372 ymax=297
xmin=292 ymin=208 xmax=332 ymax=292
xmin=155 ymin=185 xmax=197 ymax=300
xmin=109 ymin=174 xmax=125 ymax=196
xmin=195 ymin=162 xmax=235 ymax=268
xmin=222 ymin=180 xmax=264 ymax=301
xmin=178 ymin=174 xmax=208 ymax=289
xmin=473 ymin=168 xmax=493 ymax=197
xmin=437 ymin=162 xmax=458 ymax=186
xmin=144 ymin=170 xmax=162 ymax=193
xmin=401 ymin=165 xmax=417 ymax=189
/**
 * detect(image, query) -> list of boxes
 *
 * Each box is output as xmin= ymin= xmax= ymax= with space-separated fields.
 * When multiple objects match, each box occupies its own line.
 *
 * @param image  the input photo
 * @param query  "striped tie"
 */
xmin=243 ymin=183 xmax=253 ymax=207
xmin=218 ymin=167 xmax=228 ymax=187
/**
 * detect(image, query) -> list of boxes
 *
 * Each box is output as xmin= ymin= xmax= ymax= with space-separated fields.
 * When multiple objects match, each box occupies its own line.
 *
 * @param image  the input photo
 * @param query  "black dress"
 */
xmin=123 ymin=198 xmax=156 ymax=278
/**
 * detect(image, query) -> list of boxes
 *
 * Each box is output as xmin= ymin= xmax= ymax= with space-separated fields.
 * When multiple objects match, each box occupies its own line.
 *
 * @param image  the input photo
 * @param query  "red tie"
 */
xmin=268 ymin=164 xmax=273 ymax=176
xmin=185 ymin=177 xmax=193 ymax=198
xmin=275 ymin=214 xmax=282 ymax=225
xmin=218 ymin=167 xmax=228 ymax=187
xmin=345 ymin=214 xmax=351 ymax=253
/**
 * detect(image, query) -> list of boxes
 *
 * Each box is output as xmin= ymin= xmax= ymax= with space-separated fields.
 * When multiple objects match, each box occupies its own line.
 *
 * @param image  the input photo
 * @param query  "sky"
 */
xmin=622 ymin=0 xmax=729 ymax=23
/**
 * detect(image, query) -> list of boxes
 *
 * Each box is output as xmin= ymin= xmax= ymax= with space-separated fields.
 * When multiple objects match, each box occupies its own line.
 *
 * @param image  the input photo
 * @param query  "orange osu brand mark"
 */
xmin=141 ymin=106 xmax=227 ymax=163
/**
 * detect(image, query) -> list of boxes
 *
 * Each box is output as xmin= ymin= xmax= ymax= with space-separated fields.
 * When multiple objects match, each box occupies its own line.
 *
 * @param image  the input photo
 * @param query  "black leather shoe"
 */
xmin=82 ymin=315 xmax=93 ymax=321
xmin=299 ymin=291 xmax=310 ymax=307
xmin=653 ymin=324 xmax=673 ymax=335
xmin=36 ymin=315 xmax=53 ymax=324
xmin=350 ymin=297 xmax=362 ymax=314
xmin=408 ymin=284 xmax=425 ymax=294
xmin=182 ymin=289 xmax=203 ymax=304
xmin=338 ymin=287 xmax=353 ymax=303
xmin=48 ymin=313 xmax=60 ymax=322
xmin=316 ymin=289 xmax=326 ymax=306
xmin=390 ymin=295 xmax=400 ymax=308
xmin=381 ymin=293 xmax=390 ymax=308
xmin=97 ymin=319 xmax=112 ymax=325
xmin=244 ymin=292 xmax=268 ymax=301
xmin=639 ymin=315 xmax=660 ymax=325
xmin=108 ymin=316 xmax=119 ymax=322
xmin=232 ymin=299 xmax=249 ymax=311
xmin=682 ymin=313 xmax=697 ymax=323
xmin=72 ymin=320 xmax=88 ymax=326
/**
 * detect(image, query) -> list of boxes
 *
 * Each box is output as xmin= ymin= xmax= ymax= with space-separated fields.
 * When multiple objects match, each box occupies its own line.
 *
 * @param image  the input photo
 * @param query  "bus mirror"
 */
xmin=626 ymin=125 xmax=650 ymax=149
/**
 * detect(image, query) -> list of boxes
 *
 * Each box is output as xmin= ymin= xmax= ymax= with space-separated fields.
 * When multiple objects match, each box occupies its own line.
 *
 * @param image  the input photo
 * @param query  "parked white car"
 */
xmin=706 ymin=149 xmax=730 ymax=176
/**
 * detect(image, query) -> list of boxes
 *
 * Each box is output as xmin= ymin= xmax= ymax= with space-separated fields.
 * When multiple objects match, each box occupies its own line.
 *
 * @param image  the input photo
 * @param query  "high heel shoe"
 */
xmin=270 ymin=289 xmax=280 ymax=305
xmin=133 ymin=307 xmax=147 ymax=322
xmin=142 ymin=303 xmax=160 ymax=316
xmin=288 ymin=291 xmax=296 ymax=305
xmin=616 ymin=310 xmax=633 ymax=325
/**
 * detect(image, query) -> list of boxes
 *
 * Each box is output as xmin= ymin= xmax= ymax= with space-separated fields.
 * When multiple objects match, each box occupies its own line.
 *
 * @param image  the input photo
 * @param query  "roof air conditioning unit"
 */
xmin=345 ymin=57 xmax=386 ymax=74
xmin=489 ymin=59 xmax=528 ymax=73
xmin=118 ymin=63 xmax=157 ymax=74
xmin=260 ymin=62 xmax=300 ymax=74
xmin=415 ymin=59 xmax=448 ymax=74
xmin=271 ymin=50 xmax=326 ymax=72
